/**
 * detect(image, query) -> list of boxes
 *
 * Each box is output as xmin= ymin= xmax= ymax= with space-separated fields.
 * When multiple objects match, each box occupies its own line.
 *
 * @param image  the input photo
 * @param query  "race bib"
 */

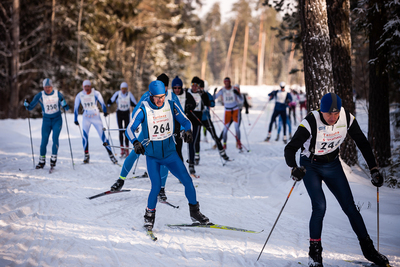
xmin=223 ymin=89 xmax=235 ymax=105
xmin=42 ymin=90 xmax=59 ymax=115
xmin=143 ymin=101 xmax=173 ymax=141
xmin=118 ymin=92 xmax=130 ymax=111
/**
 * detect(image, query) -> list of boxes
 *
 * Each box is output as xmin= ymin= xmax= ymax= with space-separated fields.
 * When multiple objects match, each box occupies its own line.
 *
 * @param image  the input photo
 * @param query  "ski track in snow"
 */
xmin=0 ymin=86 xmax=399 ymax=267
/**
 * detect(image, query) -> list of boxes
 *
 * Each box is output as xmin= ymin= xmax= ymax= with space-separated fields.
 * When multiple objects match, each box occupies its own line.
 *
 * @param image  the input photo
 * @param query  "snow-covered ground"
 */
xmin=0 ymin=86 xmax=399 ymax=267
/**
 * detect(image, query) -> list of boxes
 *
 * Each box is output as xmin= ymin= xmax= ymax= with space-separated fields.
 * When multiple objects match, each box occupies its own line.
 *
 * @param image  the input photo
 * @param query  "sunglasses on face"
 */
xmin=173 ymin=87 xmax=182 ymax=89
xmin=153 ymin=95 xmax=166 ymax=100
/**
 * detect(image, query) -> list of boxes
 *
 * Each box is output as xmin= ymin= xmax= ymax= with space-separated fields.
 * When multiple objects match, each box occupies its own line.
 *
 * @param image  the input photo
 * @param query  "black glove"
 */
xmin=104 ymin=112 xmax=108 ymax=117
xmin=133 ymin=140 xmax=145 ymax=155
xmin=291 ymin=166 xmax=306 ymax=181
xmin=213 ymin=88 xmax=217 ymax=95
xmin=74 ymin=121 xmax=79 ymax=126
xmin=180 ymin=130 xmax=193 ymax=143
xmin=107 ymin=99 xmax=112 ymax=106
xmin=233 ymin=89 xmax=240 ymax=96
xmin=370 ymin=169 xmax=383 ymax=187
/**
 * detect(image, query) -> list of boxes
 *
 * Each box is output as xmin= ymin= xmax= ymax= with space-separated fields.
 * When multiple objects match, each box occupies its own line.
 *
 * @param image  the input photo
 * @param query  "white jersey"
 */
xmin=176 ymin=91 xmax=186 ymax=111
xmin=42 ymin=89 xmax=59 ymax=115
xmin=117 ymin=91 xmax=130 ymax=111
xmin=275 ymin=91 xmax=288 ymax=105
xmin=143 ymin=101 xmax=173 ymax=141
xmin=300 ymin=108 xmax=353 ymax=157
xmin=188 ymin=89 xmax=202 ymax=112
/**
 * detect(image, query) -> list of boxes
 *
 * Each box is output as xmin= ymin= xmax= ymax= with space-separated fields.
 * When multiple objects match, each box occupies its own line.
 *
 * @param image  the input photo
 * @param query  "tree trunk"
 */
xmin=257 ymin=10 xmax=265 ymax=85
xmin=75 ymin=0 xmax=84 ymax=77
xmin=287 ymin=41 xmax=295 ymax=85
xmin=201 ymin=34 xmax=209 ymax=80
xmin=367 ymin=0 xmax=391 ymax=167
xmin=224 ymin=18 xmax=239 ymax=78
xmin=299 ymin=0 xmax=334 ymax=111
xmin=9 ymin=0 xmax=20 ymax=119
xmin=327 ymin=0 xmax=357 ymax=166
xmin=241 ymin=24 xmax=249 ymax=85
xmin=50 ymin=0 xmax=56 ymax=57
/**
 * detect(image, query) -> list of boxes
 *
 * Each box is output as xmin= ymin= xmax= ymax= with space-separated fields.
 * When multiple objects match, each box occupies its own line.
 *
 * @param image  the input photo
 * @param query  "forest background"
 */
xmin=1 ymin=0 xmax=399 ymax=184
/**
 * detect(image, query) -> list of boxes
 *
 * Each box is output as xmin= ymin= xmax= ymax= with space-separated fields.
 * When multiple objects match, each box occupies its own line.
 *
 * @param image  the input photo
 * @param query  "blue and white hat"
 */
xmin=120 ymin=82 xmax=128 ymax=89
xmin=42 ymin=78 xmax=53 ymax=87
xmin=320 ymin=92 xmax=342 ymax=113
xmin=82 ymin=80 xmax=91 ymax=87
xmin=149 ymin=80 xmax=166 ymax=96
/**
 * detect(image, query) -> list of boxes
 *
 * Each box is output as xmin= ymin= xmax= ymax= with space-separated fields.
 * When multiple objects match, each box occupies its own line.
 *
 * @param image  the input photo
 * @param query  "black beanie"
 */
xmin=191 ymin=76 xmax=201 ymax=84
xmin=157 ymin=73 xmax=169 ymax=87
xmin=199 ymin=79 xmax=205 ymax=88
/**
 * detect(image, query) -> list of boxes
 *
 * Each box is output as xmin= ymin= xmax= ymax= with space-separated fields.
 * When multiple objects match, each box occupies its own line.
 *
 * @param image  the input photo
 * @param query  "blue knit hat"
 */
xmin=172 ymin=76 xmax=183 ymax=87
xmin=42 ymin=78 xmax=53 ymax=87
xmin=149 ymin=80 xmax=166 ymax=96
xmin=320 ymin=92 xmax=342 ymax=113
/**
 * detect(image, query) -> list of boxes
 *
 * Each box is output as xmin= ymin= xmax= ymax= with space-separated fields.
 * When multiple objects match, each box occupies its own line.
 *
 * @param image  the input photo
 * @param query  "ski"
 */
xmin=190 ymin=174 xmax=200 ymax=179
xmin=159 ymin=201 xmax=179 ymax=209
xmin=344 ymin=260 xmax=391 ymax=267
xmin=166 ymin=223 xmax=263 ymax=233
xmin=126 ymin=173 xmax=149 ymax=180
xmin=146 ymin=230 xmax=157 ymax=241
xmin=87 ymin=189 xmax=131 ymax=200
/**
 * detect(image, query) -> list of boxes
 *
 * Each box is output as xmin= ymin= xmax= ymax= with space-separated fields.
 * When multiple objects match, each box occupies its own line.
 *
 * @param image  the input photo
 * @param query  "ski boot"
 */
xmin=120 ymin=147 xmax=125 ymax=158
xmin=144 ymin=208 xmax=156 ymax=230
xmin=36 ymin=156 xmax=46 ymax=169
xmin=158 ymin=187 xmax=167 ymax=202
xmin=283 ymin=135 xmax=287 ymax=144
xmin=83 ymin=153 xmax=90 ymax=164
xmin=223 ymin=143 xmax=227 ymax=150
xmin=189 ymin=163 xmax=196 ymax=175
xmin=109 ymin=154 xmax=118 ymax=164
xmin=359 ymin=235 xmax=390 ymax=266
xmin=189 ymin=202 xmax=210 ymax=224
xmin=275 ymin=134 xmax=280 ymax=141
xmin=194 ymin=153 xmax=200 ymax=165
xmin=111 ymin=179 xmax=124 ymax=191
xmin=308 ymin=240 xmax=323 ymax=267
xmin=50 ymin=154 xmax=57 ymax=167
xmin=237 ymin=140 xmax=243 ymax=152
xmin=264 ymin=133 xmax=271 ymax=142
xmin=219 ymin=149 xmax=230 ymax=161
xmin=125 ymin=147 xmax=130 ymax=157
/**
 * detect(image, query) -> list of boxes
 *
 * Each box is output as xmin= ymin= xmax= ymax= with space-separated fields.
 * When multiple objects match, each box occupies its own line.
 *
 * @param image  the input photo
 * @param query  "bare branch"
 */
xmin=0 ymin=50 xmax=11 ymax=57
xmin=17 ymin=68 xmax=44 ymax=76
xmin=19 ymin=36 xmax=43 ymax=53
xmin=19 ymin=52 xmax=42 ymax=67
xmin=19 ymin=22 xmax=44 ymax=44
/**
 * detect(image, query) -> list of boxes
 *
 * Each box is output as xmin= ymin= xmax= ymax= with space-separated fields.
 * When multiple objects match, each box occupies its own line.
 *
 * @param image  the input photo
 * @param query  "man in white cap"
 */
xmin=107 ymin=82 xmax=137 ymax=158
xmin=24 ymin=78 xmax=69 ymax=170
xmin=73 ymin=80 xmax=118 ymax=164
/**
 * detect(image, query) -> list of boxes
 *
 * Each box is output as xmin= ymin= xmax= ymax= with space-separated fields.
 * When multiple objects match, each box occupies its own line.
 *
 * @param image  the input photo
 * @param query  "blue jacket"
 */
xmin=126 ymin=97 xmax=192 ymax=159
xmin=201 ymin=91 xmax=215 ymax=121
xmin=27 ymin=90 xmax=68 ymax=119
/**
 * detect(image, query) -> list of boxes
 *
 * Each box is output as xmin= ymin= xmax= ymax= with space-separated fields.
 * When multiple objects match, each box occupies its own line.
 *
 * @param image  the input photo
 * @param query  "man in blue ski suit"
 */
xmin=24 ymin=78 xmax=70 ymax=169
xmin=123 ymin=80 xmax=210 ymax=230
xmin=264 ymin=81 xmax=292 ymax=143
xmin=110 ymin=74 xmax=183 ymax=202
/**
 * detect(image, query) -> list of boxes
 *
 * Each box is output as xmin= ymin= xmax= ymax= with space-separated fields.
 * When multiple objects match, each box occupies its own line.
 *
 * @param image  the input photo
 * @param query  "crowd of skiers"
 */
xmin=24 ymin=76 xmax=390 ymax=267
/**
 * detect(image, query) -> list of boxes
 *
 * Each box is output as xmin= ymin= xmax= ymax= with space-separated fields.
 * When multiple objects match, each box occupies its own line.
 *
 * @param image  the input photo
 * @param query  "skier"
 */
xmin=186 ymin=76 xmax=210 ymax=173
xmin=107 ymin=82 xmax=137 ymax=158
xmin=171 ymin=76 xmax=196 ymax=162
xmin=127 ymin=80 xmax=210 ymax=231
xmin=213 ymin=77 xmax=244 ymax=150
xmin=264 ymin=81 xmax=292 ymax=144
xmin=298 ymin=89 xmax=307 ymax=119
xmin=284 ymin=92 xmax=390 ymax=267
xmin=288 ymin=89 xmax=299 ymax=125
xmin=276 ymin=114 xmax=292 ymax=141
xmin=199 ymin=79 xmax=230 ymax=161
xmin=23 ymin=78 xmax=70 ymax=169
xmin=73 ymin=80 xmax=118 ymax=165
xmin=110 ymin=74 xmax=183 ymax=202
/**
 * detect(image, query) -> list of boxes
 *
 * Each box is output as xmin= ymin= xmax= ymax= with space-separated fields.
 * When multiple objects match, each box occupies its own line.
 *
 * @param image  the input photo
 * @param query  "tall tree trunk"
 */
xmin=327 ymin=0 xmax=357 ymax=166
xmin=299 ymin=0 xmax=334 ymax=111
xmin=241 ymin=24 xmax=249 ymax=85
xmin=257 ymin=10 xmax=265 ymax=85
xmin=75 ymin=0 xmax=84 ymax=77
xmin=201 ymin=34 xmax=209 ymax=80
xmin=50 ymin=0 xmax=56 ymax=57
xmin=9 ymin=0 xmax=20 ymax=119
xmin=224 ymin=18 xmax=239 ymax=78
xmin=367 ymin=0 xmax=391 ymax=167
xmin=287 ymin=41 xmax=295 ymax=85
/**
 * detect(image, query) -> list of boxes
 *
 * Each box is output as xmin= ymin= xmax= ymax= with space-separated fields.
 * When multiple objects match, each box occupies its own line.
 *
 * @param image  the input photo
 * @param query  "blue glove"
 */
xmin=24 ymin=99 xmax=29 ymax=110
xmin=61 ymin=100 xmax=69 ymax=111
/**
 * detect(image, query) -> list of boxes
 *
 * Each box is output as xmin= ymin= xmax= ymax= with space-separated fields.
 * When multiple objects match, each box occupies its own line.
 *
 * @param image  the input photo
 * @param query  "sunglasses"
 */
xmin=153 ymin=95 xmax=166 ymax=100
xmin=173 ymin=86 xmax=182 ymax=89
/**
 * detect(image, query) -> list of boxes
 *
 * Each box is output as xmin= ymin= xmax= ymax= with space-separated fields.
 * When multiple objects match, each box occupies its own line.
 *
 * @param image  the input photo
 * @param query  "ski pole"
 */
xmin=104 ymin=115 xmax=116 ymax=155
xmin=248 ymin=101 xmax=269 ymax=136
xmin=242 ymin=119 xmax=251 ymax=152
xmin=132 ymin=154 xmax=140 ymax=175
xmin=63 ymin=110 xmax=75 ymax=169
xmin=102 ymin=127 xmax=126 ymax=131
xmin=257 ymin=181 xmax=297 ymax=261
xmin=377 ymin=186 xmax=379 ymax=252
xmin=27 ymin=109 xmax=35 ymax=168
xmin=246 ymin=113 xmax=251 ymax=126
xmin=210 ymin=109 xmax=250 ymax=152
